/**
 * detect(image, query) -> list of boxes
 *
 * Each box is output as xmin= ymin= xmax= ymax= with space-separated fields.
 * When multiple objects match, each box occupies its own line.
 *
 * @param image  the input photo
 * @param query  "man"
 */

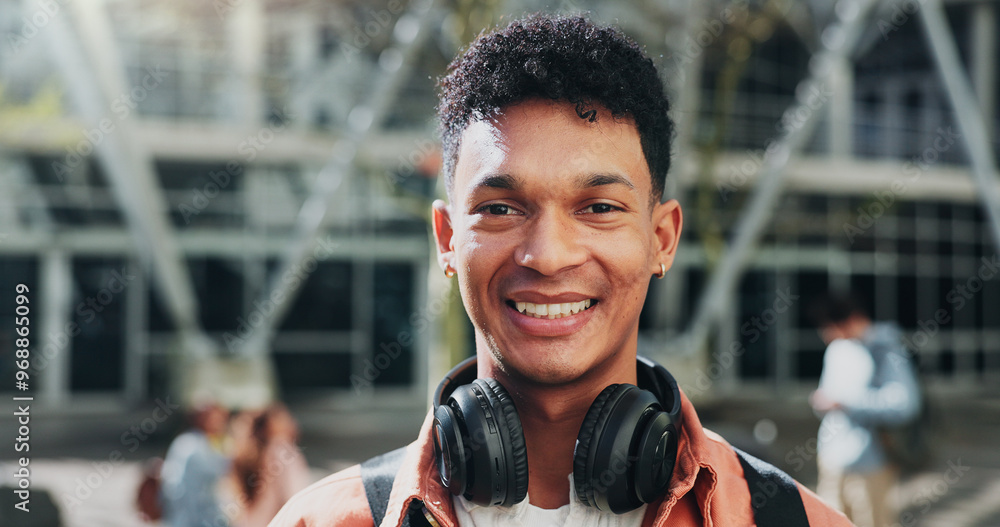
xmin=161 ymin=402 xmax=232 ymax=527
xmin=272 ymin=14 xmax=850 ymax=526
xmin=810 ymin=294 xmax=921 ymax=527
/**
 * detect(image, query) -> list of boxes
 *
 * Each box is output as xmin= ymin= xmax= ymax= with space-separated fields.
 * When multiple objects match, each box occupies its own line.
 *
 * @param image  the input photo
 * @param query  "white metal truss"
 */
xmin=919 ymin=0 xmax=1000 ymax=251
xmin=6 ymin=0 xmax=1000 ymax=402
xmin=672 ymin=0 xmax=1000 ymax=361
xmin=672 ymin=0 xmax=883 ymax=356
xmin=236 ymin=0 xmax=443 ymax=358
xmin=45 ymin=1 xmax=212 ymax=354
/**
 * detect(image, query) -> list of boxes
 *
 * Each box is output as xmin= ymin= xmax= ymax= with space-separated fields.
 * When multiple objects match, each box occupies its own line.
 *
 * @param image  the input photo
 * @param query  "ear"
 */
xmin=432 ymin=199 xmax=456 ymax=272
xmin=651 ymin=199 xmax=683 ymax=275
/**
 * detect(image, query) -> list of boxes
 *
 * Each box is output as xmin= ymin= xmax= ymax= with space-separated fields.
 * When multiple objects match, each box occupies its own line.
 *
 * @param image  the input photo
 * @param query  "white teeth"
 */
xmin=515 ymin=300 xmax=594 ymax=319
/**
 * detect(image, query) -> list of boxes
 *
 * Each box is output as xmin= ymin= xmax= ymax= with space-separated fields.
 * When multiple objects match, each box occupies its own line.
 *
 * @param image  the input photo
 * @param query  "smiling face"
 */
xmin=433 ymin=98 xmax=682 ymax=385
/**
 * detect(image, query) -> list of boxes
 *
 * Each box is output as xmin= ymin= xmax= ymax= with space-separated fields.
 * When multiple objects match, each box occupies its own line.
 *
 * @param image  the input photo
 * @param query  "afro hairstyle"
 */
xmin=436 ymin=13 xmax=674 ymax=204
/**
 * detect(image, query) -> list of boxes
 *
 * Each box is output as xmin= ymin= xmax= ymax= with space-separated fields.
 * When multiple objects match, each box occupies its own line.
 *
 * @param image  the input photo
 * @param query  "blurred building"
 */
xmin=0 ymin=0 xmax=997 ymax=420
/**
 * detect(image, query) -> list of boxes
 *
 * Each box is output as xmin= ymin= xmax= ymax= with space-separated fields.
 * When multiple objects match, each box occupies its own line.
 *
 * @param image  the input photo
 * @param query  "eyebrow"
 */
xmin=471 ymin=173 xmax=521 ymax=191
xmin=579 ymin=173 xmax=635 ymax=190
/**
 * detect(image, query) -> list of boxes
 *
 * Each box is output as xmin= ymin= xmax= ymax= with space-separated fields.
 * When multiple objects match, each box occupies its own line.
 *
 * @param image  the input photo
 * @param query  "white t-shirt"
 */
xmin=453 ymin=474 xmax=647 ymax=527
xmin=818 ymin=338 xmax=874 ymax=407
xmin=816 ymin=338 xmax=876 ymax=469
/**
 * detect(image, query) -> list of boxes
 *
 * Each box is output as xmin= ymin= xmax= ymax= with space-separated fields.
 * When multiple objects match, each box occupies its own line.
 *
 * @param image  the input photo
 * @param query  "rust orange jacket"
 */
xmin=270 ymin=390 xmax=851 ymax=527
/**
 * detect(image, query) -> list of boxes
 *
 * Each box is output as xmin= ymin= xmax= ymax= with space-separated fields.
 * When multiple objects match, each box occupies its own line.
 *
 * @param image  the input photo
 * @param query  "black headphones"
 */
xmin=432 ymin=355 xmax=682 ymax=513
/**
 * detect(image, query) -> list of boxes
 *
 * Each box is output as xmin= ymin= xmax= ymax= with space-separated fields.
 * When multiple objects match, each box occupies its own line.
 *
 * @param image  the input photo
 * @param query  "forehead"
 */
xmin=452 ymin=99 xmax=650 ymax=197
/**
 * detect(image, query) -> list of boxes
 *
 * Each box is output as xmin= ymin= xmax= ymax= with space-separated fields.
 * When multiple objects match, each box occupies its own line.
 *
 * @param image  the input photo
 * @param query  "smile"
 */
xmin=507 ymin=299 xmax=595 ymax=319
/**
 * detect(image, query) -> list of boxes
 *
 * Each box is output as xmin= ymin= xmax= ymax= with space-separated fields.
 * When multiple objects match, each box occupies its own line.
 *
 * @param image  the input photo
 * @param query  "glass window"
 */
xmin=71 ymin=257 xmax=128 ymax=391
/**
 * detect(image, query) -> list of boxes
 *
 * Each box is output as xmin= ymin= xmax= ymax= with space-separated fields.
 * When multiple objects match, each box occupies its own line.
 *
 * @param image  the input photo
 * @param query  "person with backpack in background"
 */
xmin=809 ymin=294 xmax=922 ymax=527
xmin=161 ymin=401 xmax=233 ymax=527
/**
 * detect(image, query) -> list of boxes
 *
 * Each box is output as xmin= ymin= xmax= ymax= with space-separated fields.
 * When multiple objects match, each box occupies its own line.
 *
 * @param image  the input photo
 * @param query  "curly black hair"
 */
xmin=808 ymin=292 xmax=869 ymax=327
xmin=437 ymin=14 xmax=673 ymax=203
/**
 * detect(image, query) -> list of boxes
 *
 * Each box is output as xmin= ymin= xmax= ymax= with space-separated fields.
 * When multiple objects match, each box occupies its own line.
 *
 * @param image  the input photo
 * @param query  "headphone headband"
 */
xmin=432 ymin=356 xmax=478 ymax=408
xmin=434 ymin=355 xmax=682 ymax=423
xmin=636 ymin=355 xmax=683 ymax=422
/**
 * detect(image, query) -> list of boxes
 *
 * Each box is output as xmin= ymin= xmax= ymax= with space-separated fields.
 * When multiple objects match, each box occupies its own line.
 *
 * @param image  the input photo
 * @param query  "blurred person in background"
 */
xmin=231 ymin=404 xmax=311 ymax=527
xmin=272 ymin=14 xmax=850 ymax=527
xmin=809 ymin=293 xmax=921 ymax=527
xmin=161 ymin=401 xmax=232 ymax=527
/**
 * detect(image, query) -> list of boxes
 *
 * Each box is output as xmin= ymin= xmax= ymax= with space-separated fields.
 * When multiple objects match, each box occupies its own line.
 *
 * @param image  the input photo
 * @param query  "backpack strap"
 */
xmin=734 ymin=447 xmax=810 ymax=526
xmin=360 ymin=447 xmax=432 ymax=527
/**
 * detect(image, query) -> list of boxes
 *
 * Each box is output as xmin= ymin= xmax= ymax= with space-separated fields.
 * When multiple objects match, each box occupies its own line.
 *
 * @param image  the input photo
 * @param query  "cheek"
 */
xmin=597 ymin=232 xmax=654 ymax=310
xmin=453 ymin=229 xmax=508 ymax=314
xmin=454 ymin=229 xmax=489 ymax=273
xmin=594 ymin=229 xmax=652 ymax=273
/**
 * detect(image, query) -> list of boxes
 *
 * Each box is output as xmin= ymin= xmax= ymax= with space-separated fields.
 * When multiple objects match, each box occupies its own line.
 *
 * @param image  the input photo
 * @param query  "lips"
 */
xmin=502 ymin=293 xmax=600 ymax=336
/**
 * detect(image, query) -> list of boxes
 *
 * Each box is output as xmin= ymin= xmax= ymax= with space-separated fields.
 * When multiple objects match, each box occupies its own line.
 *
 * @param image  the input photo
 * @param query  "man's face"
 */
xmin=199 ymin=405 xmax=229 ymax=437
xmin=433 ymin=98 xmax=682 ymax=384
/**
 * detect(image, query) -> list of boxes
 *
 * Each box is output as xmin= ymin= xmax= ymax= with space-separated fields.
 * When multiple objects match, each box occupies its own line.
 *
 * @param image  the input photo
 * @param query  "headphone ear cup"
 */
xmin=574 ymin=384 xmax=670 ymax=513
xmin=440 ymin=379 xmax=528 ymax=507
xmin=433 ymin=402 xmax=468 ymax=495
xmin=573 ymin=384 xmax=630 ymax=509
xmin=476 ymin=378 xmax=529 ymax=506
xmin=634 ymin=411 xmax=677 ymax=503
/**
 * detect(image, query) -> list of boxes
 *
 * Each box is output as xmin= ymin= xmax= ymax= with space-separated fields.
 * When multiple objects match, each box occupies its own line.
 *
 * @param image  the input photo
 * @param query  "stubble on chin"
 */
xmin=481 ymin=340 xmax=600 ymax=388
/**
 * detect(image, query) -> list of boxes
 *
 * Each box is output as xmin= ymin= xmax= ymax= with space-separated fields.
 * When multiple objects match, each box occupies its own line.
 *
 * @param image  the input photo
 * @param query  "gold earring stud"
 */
xmin=444 ymin=267 xmax=456 ymax=278
xmin=655 ymin=262 xmax=666 ymax=279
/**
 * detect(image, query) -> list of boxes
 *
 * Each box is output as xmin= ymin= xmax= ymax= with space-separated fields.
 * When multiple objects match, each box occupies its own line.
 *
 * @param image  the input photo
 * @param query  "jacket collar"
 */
xmin=379 ymin=411 xmax=456 ymax=527
xmin=647 ymin=388 xmax=719 ymax=526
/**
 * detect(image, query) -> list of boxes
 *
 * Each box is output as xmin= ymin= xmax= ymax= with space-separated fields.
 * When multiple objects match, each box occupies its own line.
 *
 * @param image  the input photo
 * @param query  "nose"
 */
xmin=513 ymin=212 xmax=588 ymax=276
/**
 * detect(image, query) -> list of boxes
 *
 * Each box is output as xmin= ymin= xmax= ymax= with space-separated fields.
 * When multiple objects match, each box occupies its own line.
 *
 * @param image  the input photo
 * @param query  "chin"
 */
xmin=490 ymin=342 xmax=604 ymax=386
xmin=521 ymin=364 xmax=587 ymax=386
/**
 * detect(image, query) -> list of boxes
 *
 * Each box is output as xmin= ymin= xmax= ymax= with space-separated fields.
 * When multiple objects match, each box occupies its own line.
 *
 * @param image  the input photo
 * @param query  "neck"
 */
xmin=478 ymin=350 xmax=638 ymax=509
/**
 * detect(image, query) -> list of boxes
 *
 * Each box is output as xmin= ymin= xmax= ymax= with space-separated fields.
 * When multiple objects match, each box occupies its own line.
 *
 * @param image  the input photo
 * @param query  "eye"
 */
xmin=580 ymin=203 xmax=620 ymax=214
xmin=478 ymin=203 xmax=520 ymax=216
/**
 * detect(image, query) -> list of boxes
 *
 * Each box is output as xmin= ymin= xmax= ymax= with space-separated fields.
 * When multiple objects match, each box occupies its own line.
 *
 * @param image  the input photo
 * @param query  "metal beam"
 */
xmin=672 ymin=0 xmax=881 ymax=355
xmin=238 ymin=0 xmax=442 ymax=357
xmin=0 ymin=159 xmax=24 ymax=231
xmin=0 ymin=116 xmax=437 ymax=166
xmin=39 ymin=249 xmax=71 ymax=404
xmin=45 ymin=1 xmax=208 ymax=348
xmin=665 ymin=0 xmax=709 ymax=201
xmin=228 ymin=0 xmax=265 ymax=127
xmin=827 ymin=57 xmax=853 ymax=157
xmin=919 ymin=0 xmax=1000 ymax=252
xmin=652 ymin=0 xmax=709 ymax=335
xmin=971 ymin=2 xmax=996 ymax=142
